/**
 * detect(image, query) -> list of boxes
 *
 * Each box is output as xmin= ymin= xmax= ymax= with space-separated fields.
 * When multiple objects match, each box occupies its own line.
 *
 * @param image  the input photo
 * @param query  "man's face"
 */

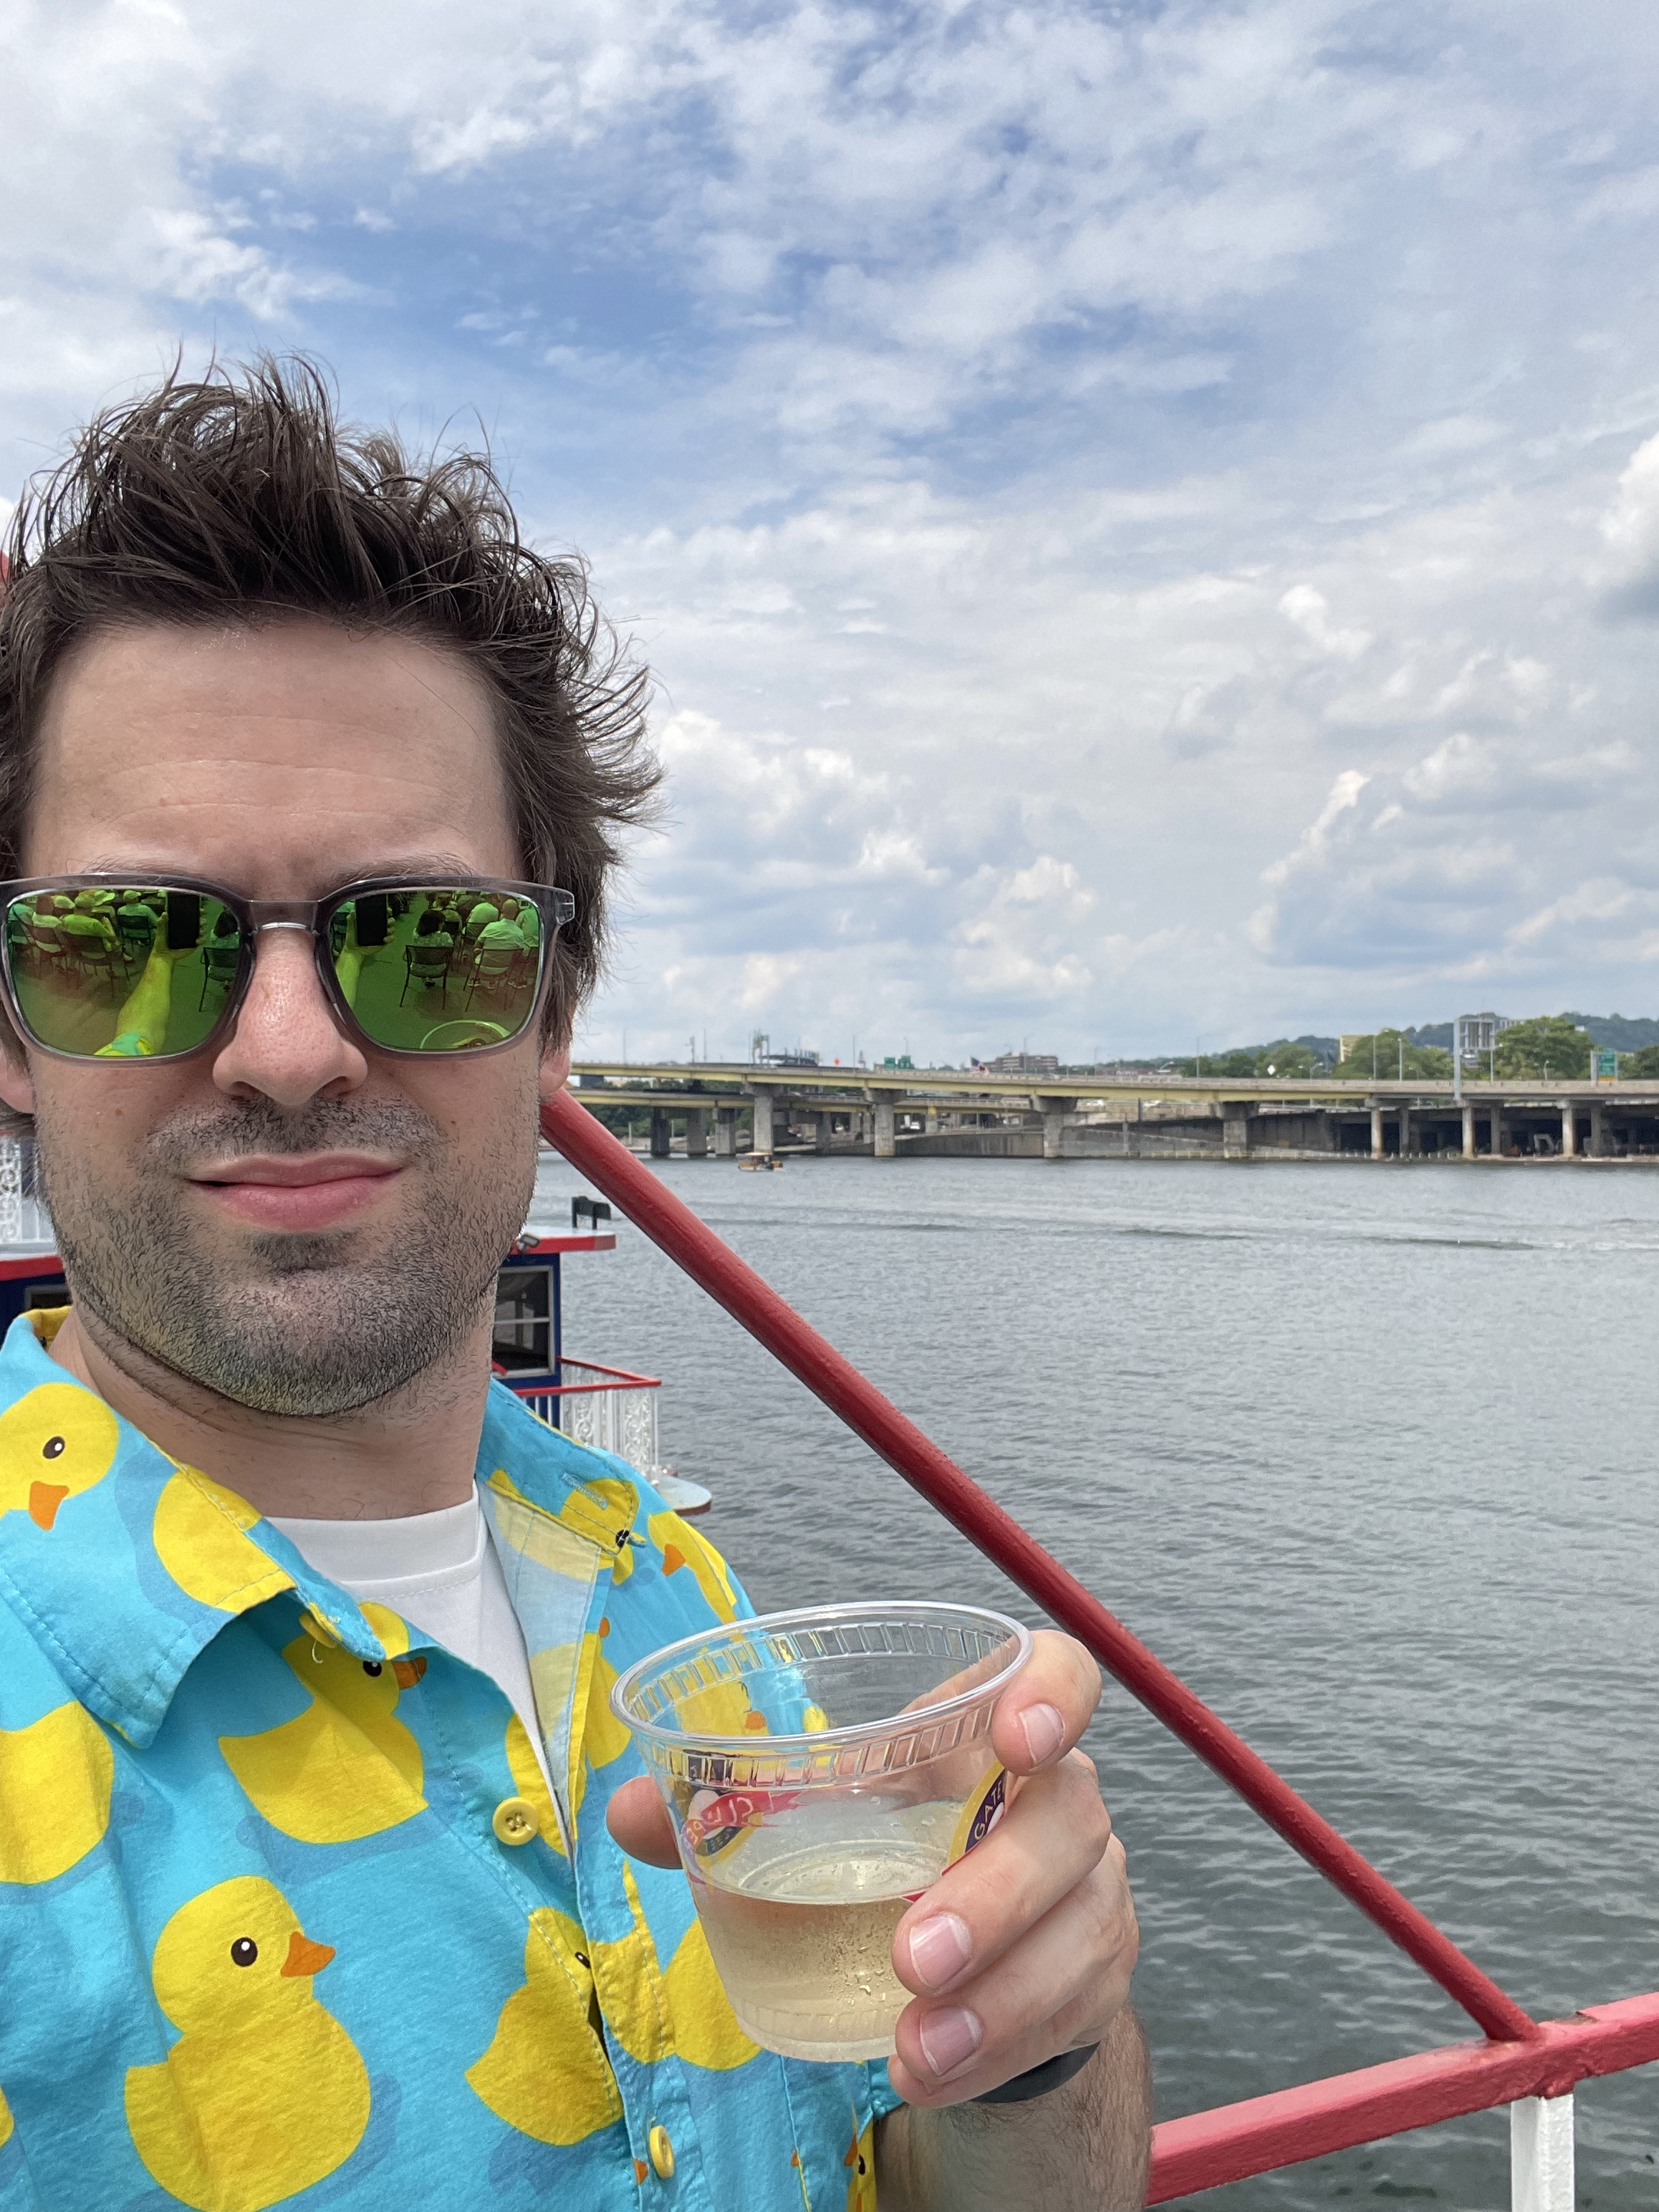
xmin=0 ymin=617 xmax=567 ymax=1416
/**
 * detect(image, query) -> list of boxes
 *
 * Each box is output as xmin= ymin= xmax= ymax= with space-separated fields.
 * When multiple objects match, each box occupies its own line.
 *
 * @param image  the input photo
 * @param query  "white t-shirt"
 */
xmin=267 ymin=1487 xmax=567 ymax=1847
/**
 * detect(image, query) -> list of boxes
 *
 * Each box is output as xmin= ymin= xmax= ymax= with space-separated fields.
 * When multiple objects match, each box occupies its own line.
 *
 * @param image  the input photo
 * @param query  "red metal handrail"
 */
xmin=548 ymin=1357 xmax=663 ymax=1390
xmin=1146 ymin=1993 xmax=1659 ymax=2201
xmin=542 ymin=1092 xmax=1659 ymax=2191
xmin=543 ymin=1092 xmax=1529 ymax=2038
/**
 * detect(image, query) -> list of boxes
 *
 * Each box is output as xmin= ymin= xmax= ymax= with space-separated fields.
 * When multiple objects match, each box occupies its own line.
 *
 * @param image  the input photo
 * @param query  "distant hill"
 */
xmin=1130 ymin=1014 xmax=1659 ymax=1067
xmin=1259 ymin=1015 xmax=1659 ymax=1056
xmin=1562 ymin=1011 xmax=1659 ymax=1051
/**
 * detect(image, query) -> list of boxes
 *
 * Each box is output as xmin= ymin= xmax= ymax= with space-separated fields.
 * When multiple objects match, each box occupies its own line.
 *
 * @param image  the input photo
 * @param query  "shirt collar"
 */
xmin=0 ymin=1313 xmax=611 ymax=1747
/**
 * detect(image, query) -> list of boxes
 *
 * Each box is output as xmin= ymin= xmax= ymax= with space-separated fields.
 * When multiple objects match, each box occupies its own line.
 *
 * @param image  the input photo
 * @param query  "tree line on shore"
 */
xmin=1176 ymin=1016 xmax=1659 ymax=1083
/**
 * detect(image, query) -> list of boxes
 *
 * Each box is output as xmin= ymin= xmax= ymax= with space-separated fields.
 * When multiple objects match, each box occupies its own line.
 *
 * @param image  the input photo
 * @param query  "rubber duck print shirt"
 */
xmin=0 ymin=1310 xmax=901 ymax=2211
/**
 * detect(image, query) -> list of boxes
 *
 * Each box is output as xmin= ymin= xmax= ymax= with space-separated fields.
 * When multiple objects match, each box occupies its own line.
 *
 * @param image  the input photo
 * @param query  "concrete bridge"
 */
xmin=564 ymin=1062 xmax=1659 ymax=1162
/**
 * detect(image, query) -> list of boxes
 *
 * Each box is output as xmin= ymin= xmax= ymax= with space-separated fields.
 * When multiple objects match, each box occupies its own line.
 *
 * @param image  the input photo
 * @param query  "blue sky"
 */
xmin=9 ymin=0 xmax=1659 ymax=1061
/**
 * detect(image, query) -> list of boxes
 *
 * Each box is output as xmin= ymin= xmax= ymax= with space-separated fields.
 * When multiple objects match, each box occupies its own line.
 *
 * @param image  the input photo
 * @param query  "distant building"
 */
xmin=984 ymin=1052 xmax=1059 ymax=1075
xmin=1455 ymin=1012 xmax=1515 ymax=1064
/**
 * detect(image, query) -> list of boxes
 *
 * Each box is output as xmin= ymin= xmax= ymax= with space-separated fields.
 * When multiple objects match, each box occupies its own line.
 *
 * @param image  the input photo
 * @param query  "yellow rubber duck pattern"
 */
xmin=219 ymin=1626 xmax=428 ymax=1843
xmin=0 ymin=1310 xmax=898 ymax=2209
xmin=0 ymin=1698 xmax=113 ymax=1884
xmin=845 ymin=2117 xmax=878 ymax=2211
xmin=124 ymin=1875 xmax=370 ymax=2211
xmin=0 ymin=1380 xmax=117 ymax=1531
xmin=466 ymin=1906 xmax=623 ymax=2145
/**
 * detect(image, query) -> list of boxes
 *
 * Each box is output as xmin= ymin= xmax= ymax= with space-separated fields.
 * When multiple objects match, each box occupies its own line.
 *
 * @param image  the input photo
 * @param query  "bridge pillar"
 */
xmin=1491 ymin=1103 xmax=1506 ymax=1157
xmin=751 ymin=1085 xmax=774 ymax=1155
xmin=1043 ymin=1099 xmax=1074 ymax=1161
xmin=1221 ymin=1101 xmax=1249 ymax=1159
xmin=1463 ymin=1102 xmax=1476 ymax=1159
xmin=815 ymin=1111 xmax=833 ymax=1155
xmin=1590 ymin=1102 xmax=1606 ymax=1158
xmin=874 ymin=1095 xmax=895 ymax=1160
xmin=685 ymin=1107 xmax=708 ymax=1158
xmin=1398 ymin=1105 xmax=1412 ymax=1158
xmin=1560 ymin=1102 xmax=1577 ymax=1158
xmin=1370 ymin=1104 xmax=1384 ymax=1160
xmin=715 ymin=1106 xmax=737 ymax=1158
xmin=649 ymin=1107 xmax=671 ymax=1159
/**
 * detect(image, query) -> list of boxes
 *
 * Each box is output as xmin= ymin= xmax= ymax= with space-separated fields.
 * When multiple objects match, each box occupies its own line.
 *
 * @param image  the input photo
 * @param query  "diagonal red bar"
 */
xmin=1147 ymin=1991 xmax=1659 ymax=2201
xmin=542 ymin=1092 xmax=1537 ymax=2043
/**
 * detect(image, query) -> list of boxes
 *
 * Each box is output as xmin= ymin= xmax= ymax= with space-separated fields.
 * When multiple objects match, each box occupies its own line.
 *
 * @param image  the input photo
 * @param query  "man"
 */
xmin=0 ymin=361 xmax=1148 ymax=2211
xmin=479 ymin=894 xmax=531 ymax=954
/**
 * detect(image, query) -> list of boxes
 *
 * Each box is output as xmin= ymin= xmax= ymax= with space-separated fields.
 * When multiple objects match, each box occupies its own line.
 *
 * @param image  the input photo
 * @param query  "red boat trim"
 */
xmin=0 ymin=1255 xmax=63 ymax=1283
xmin=1145 ymin=1992 xmax=1659 ymax=2201
xmin=511 ymin=1232 xmax=617 ymax=1254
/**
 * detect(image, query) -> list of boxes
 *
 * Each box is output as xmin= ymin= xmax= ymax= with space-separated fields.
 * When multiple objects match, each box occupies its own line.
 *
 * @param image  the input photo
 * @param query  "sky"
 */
xmin=9 ymin=0 xmax=1659 ymax=1063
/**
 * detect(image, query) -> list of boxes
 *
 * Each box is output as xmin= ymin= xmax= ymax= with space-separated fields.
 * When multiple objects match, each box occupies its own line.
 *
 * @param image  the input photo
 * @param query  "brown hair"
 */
xmin=0 ymin=355 xmax=658 ymax=1042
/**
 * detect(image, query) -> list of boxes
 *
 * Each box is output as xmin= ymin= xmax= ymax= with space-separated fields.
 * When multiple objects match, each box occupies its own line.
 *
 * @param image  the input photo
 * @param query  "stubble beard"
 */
xmin=34 ymin=1092 xmax=538 ymax=1418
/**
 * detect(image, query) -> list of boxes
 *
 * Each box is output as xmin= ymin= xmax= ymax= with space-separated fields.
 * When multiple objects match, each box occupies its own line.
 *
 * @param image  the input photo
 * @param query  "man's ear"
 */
xmin=537 ymin=1035 xmax=572 ymax=1102
xmin=0 ymin=1039 xmax=37 ymax=1121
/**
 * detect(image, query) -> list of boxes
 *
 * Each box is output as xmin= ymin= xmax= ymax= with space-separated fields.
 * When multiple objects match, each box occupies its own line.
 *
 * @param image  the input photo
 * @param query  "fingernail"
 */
xmin=907 ymin=1910 xmax=972 ymax=1990
xmin=918 ymin=2005 xmax=984 ymax=2080
xmin=1019 ymin=1701 xmax=1066 ymax=1766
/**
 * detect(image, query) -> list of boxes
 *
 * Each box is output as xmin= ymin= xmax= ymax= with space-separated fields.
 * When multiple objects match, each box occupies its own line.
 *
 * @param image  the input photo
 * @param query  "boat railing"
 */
xmin=542 ymin=1088 xmax=1659 ymax=2212
xmin=511 ymin=1356 xmax=663 ymax=1473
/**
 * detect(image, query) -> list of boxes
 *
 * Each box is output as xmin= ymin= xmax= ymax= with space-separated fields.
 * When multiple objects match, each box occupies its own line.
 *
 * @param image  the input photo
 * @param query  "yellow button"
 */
xmin=492 ymin=1795 xmax=539 ymax=1846
xmin=648 ymin=2123 xmax=675 ymax=2180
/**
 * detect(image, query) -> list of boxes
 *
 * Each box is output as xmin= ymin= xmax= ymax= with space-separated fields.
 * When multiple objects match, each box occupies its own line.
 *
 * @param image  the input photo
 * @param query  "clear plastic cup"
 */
xmin=610 ymin=1601 xmax=1032 ymax=2059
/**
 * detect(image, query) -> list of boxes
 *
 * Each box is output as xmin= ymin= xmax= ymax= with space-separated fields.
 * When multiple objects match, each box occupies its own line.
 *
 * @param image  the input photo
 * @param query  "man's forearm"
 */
xmin=874 ymin=2007 xmax=1152 ymax=2212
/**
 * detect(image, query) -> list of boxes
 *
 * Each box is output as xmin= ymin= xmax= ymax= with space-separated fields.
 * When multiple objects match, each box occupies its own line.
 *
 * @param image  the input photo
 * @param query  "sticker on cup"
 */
xmin=903 ymin=1762 xmax=1008 ymax=1900
xmin=948 ymin=1761 xmax=1009 ymax=1860
xmin=682 ymin=1784 xmax=802 ymax=1868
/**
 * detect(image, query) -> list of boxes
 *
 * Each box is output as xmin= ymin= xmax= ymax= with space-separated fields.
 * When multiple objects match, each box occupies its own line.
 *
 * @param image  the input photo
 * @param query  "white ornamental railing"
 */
xmin=0 ymin=1135 xmax=54 ymax=1249
xmin=512 ymin=1357 xmax=663 ymax=1475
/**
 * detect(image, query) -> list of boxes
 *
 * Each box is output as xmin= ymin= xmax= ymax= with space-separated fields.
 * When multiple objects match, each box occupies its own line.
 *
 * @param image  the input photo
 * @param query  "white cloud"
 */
xmin=1279 ymin=586 xmax=1372 ymax=662
xmin=1599 ymin=429 xmax=1659 ymax=597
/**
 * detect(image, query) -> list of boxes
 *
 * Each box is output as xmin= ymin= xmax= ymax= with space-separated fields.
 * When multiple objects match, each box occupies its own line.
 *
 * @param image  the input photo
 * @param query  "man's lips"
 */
xmin=188 ymin=1154 xmax=406 ymax=1231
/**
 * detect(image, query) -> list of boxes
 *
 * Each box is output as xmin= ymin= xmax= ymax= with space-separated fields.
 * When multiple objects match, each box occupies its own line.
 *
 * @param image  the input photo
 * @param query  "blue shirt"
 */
xmin=0 ymin=1311 xmax=896 ymax=2209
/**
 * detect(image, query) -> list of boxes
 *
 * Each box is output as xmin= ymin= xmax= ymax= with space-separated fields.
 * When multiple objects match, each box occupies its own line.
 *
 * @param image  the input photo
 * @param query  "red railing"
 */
xmin=542 ymin=1092 xmax=1659 ymax=2198
xmin=544 ymin=1357 xmax=662 ymax=1393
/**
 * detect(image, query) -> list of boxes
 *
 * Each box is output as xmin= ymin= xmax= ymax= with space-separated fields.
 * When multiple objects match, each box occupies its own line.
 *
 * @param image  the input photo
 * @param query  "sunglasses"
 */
xmin=0 ymin=876 xmax=576 ymax=1062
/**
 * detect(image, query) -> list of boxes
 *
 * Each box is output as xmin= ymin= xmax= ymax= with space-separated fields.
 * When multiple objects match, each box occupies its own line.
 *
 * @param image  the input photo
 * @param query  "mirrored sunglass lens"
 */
xmin=6 ymin=888 xmax=245 ymax=1059
xmin=328 ymin=885 xmax=543 ymax=1052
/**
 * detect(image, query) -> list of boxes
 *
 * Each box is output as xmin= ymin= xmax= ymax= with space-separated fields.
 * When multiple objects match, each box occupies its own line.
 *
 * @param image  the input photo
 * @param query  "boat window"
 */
xmin=21 ymin=1282 xmax=69 ymax=1310
xmin=492 ymin=1265 xmax=552 ymax=1373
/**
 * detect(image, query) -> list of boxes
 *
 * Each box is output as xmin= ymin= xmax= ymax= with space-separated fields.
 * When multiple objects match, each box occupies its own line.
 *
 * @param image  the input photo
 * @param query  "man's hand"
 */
xmin=885 ymin=1629 xmax=1135 ymax=2102
xmin=606 ymin=1630 xmax=1137 ymax=2102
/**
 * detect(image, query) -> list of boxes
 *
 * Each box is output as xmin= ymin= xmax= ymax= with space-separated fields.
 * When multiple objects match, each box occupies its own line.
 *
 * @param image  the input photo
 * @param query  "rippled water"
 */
xmin=532 ymin=1151 xmax=1659 ymax=2208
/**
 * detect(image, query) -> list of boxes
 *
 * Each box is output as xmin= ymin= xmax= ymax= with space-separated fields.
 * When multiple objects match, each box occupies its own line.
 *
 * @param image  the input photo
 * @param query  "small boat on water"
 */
xmin=0 ymin=1138 xmax=711 ymax=1519
xmin=737 ymin=1152 xmax=782 ymax=1171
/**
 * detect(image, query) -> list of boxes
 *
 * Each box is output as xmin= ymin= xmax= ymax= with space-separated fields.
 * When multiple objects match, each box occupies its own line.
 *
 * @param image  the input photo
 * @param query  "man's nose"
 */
xmin=210 ymin=927 xmax=367 ymax=1107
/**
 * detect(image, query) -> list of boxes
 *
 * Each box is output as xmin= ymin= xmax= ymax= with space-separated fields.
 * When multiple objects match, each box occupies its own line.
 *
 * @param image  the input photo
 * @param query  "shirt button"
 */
xmin=648 ymin=2123 xmax=675 ymax=2180
xmin=492 ymin=1795 xmax=539 ymax=1846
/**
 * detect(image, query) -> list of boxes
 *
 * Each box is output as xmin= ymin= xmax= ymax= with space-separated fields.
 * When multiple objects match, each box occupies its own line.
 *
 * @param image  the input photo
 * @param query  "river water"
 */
xmin=531 ymin=1150 xmax=1659 ymax=2209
